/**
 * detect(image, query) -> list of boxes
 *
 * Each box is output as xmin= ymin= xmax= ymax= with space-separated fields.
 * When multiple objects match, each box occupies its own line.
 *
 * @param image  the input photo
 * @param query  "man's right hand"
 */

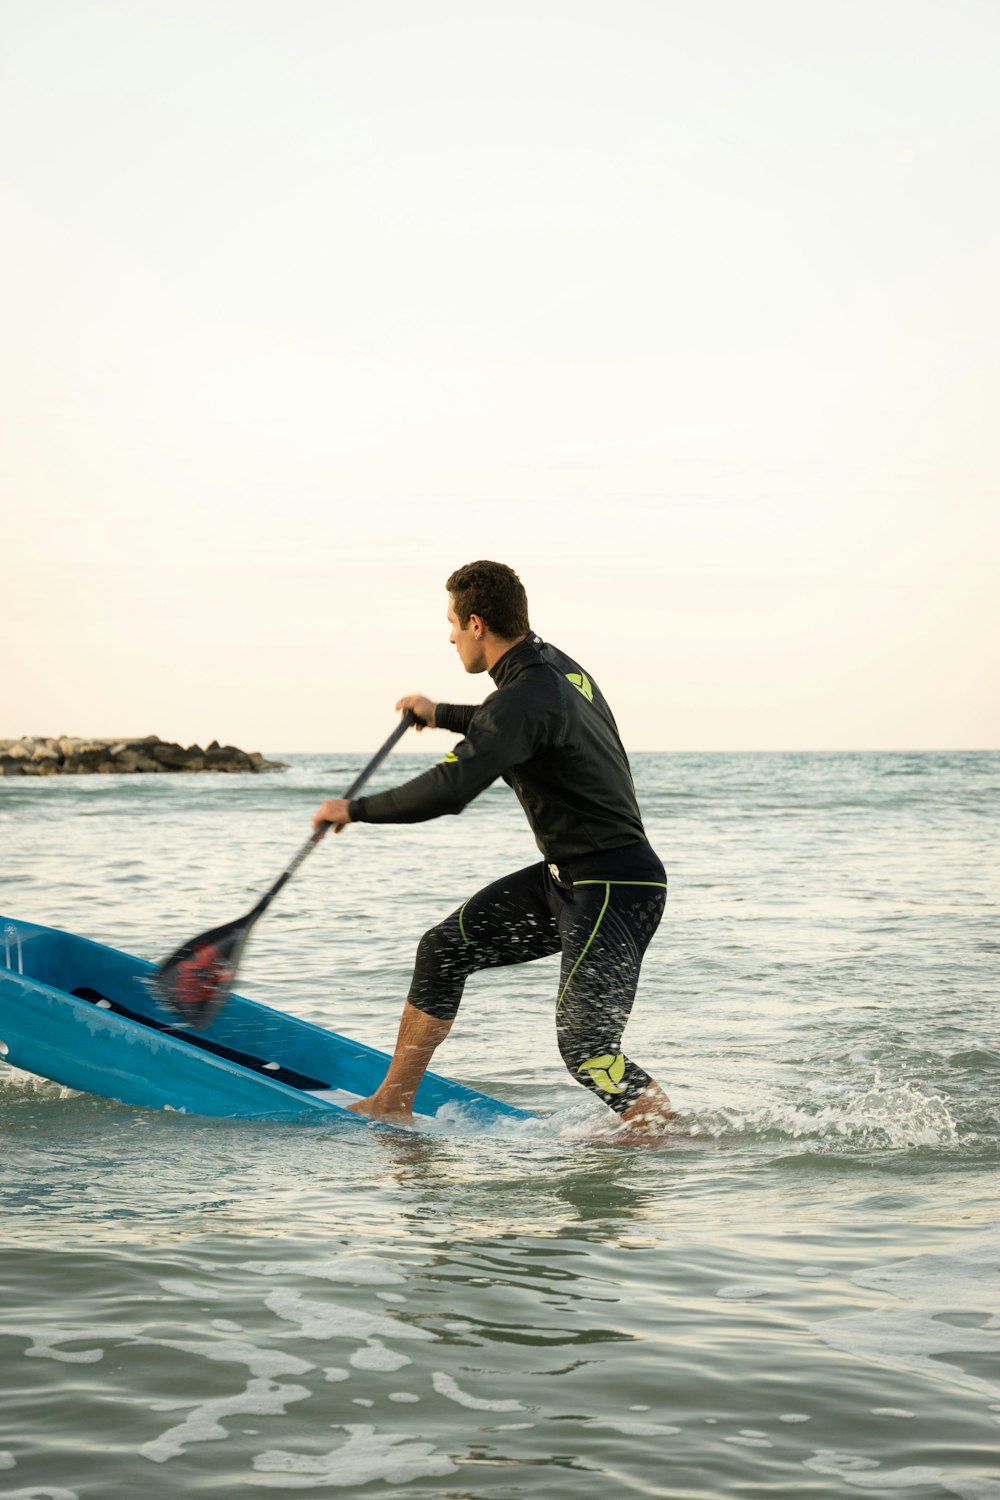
xmin=396 ymin=694 xmax=436 ymax=730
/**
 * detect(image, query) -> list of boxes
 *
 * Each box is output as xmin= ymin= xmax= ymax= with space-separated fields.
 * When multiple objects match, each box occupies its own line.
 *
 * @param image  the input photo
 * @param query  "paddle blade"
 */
xmin=151 ymin=918 xmax=251 ymax=1030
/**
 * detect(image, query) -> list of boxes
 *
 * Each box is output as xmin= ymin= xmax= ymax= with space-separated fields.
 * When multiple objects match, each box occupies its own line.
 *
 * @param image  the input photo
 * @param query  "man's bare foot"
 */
xmin=611 ymin=1117 xmax=677 ymax=1146
xmin=347 ymin=1095 xmax=415 ymax=1124
xmin=620 ymin=1081 xmax=675 ymax=1130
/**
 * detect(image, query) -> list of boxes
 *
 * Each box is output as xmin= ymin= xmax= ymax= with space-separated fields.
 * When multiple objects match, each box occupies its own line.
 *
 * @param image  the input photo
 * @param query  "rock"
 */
xmin=205 ymin=752 xmax=238 ymax=772
xmin=0 ymin=735 xmax=286 ymax=776
xmin=151 ymin=741 xmax=192 ymax=768
xmin=205 ymin=746 xmax=252 ymax=772
xmin=74 ymin=747 xmax=112 ymax=771
xmin=133 ymin=755 xmax=166 ymax=772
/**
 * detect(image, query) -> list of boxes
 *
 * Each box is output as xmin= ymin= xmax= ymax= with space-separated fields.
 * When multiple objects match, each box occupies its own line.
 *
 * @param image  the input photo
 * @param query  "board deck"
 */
xmin=0 ymin=914 xmax=532 ymax=1128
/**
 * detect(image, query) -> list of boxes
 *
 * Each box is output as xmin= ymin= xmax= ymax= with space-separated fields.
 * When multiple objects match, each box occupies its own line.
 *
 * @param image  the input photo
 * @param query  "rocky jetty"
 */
xmin=0 ymin=736 xmax=286 ymax=776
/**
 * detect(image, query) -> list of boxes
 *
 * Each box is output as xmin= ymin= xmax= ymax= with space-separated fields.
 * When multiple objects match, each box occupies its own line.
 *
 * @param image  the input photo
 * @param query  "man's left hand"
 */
xmin=313 ymin=798 xmax=352 ymax=834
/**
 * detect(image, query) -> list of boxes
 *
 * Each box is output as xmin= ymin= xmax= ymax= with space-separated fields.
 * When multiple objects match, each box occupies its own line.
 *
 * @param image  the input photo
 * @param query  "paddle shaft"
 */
xmin=246 ymin=710 xmax=418 ymax=924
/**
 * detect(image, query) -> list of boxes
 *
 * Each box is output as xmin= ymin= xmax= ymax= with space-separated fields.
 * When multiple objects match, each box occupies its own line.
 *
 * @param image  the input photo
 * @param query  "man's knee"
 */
xmin=417 ymin=902 xmax=479 ymax=968
xmin=408 ymin=910 xmax=473 ymax=1022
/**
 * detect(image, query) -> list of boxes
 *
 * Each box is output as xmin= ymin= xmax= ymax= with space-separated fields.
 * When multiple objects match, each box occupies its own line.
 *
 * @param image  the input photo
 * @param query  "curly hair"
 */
xmin=446 ymin=560 xmax=530 ymax=640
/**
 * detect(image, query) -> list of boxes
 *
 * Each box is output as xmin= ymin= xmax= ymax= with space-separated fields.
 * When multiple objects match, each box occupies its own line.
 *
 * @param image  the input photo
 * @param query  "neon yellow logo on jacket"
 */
xmin=566 ymin=672 xmax=593 ymax=703
xmin=578 ymin=1052 xmax=627 ymax=1094
xmin=442 ymin=751 xmax=459 ymax=764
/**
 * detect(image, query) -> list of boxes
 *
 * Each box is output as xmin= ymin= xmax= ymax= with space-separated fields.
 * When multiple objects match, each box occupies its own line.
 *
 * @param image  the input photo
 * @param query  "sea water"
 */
xmin=1 ymin=751 xmax=998 ymax=1499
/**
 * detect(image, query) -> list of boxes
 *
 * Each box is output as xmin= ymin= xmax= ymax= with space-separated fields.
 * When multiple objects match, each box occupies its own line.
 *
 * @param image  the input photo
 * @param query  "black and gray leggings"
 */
xmin=408 ymin=853 xmax=667 ymax=1115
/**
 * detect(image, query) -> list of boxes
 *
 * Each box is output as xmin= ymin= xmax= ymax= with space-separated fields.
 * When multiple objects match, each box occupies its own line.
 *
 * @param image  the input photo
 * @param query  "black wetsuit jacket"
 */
xmin=349 ymin=635 xmax=650 ymax=866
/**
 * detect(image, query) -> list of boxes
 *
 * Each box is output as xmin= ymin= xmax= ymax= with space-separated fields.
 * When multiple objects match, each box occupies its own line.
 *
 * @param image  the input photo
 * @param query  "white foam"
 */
xmin=812 ymin=1231 xmax=1000 ymax=1402
xmin=873 ymin=1408 xmax=915 ymax=1418
xmin=244 ymin=1257 xmax=406 ymax=1286
xmin=803 ymin=1450 xmax=944 ymax=1489
xmin=779 ymin=1414 xmax=811 ymax=1423
xmin=0 ymin=1452 xmax=15 ymax=1469
xmin=159 ymin=1278 xmax=219 ymax=1299
xmin=726 ymin=1434 xmax=773 ymax=1448
xmin=817 ymin=1310 xmax=1000 ymax=1401
xmin=350 ymin=1341 xmax=412 ymax=1373
xmin=697 ymin=1070 xmax=963 ymax=1148
xmin=583 ymin=1418 xmax=681 ymax=1437
xmin=265 ymin=1289 xmax=434 ymax=1345
xmin=629 ymin=1405 xmax=651 ymax=1412
xmin=251 ymin=1424 xmax=458 ymax=1488
xmin=352 ymin=1398 xmax=374 ymax=1407
xmin=388 ymin=1393 xmax=420 ymax=1403
xmin=212 ymin=1320 xmax=244 ymax=1333
xmin=943 ymin=1482 xmax=1000 ymax=1499
xmin=716 ymin=1284 xmax=768 ymax=1300
xmin=852 ymin=1238 xmax=1000 ymax=1306
xmin=324 ymin=1368 xmax=350 ymax=1382
xmin=797 ymin=1266 xmax=833 ymax=1279
xmin=134 ymin=1336 xmax=313 ymax=1379
xmin=141 ymin=1377 xmax=311 ymax=1463
xmin=23 ymin=1330 xmax=103 ymax=1364
xmin=431 ymin=1372 xmax=524 ymax=1412
xmin=3 ymin=1489 xmax=80 ymax=1499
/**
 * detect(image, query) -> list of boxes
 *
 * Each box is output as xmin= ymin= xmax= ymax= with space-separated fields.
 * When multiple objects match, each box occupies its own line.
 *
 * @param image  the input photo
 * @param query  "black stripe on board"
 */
xmin=70 ymin=987 xmax=331 ymax=1092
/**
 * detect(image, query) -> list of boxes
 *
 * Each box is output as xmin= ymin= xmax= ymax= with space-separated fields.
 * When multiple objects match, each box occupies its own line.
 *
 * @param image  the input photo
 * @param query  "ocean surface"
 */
xmin=1 ymin=749 xmax=998 ymax=1499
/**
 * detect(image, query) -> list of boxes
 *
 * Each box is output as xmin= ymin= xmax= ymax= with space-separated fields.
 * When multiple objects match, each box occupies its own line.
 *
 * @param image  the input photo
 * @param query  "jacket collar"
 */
xmin=489 ymin=634 xmax=542 ymax=688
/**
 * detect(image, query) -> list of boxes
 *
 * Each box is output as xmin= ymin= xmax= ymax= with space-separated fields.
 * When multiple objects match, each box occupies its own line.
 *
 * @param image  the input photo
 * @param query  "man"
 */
xmin=313 ymin=560 xmax=674 ymax=1136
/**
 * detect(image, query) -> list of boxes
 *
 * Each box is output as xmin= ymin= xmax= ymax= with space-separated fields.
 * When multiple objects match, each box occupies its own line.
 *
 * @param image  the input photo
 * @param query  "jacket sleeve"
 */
xmin=434 ymin=702 xmax=477 ymax=736
xmin=350 ymin=691 xmax=546 ymax=825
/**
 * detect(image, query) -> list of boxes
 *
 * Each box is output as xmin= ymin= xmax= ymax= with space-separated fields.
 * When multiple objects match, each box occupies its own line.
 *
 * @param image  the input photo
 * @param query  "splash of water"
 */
xmin=690 ymin=1068 xmax=965 ymax=1150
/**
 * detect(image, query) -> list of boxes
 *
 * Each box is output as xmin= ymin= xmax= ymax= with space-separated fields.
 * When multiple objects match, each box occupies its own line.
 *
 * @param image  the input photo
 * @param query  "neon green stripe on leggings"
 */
xmin=556 ymin=881 xmax=611 ymax=1014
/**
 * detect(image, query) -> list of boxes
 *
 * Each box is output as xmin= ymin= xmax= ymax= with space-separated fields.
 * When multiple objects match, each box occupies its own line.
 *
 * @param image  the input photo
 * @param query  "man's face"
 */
xmin=447 ymin=596 xmax=487 ymax=674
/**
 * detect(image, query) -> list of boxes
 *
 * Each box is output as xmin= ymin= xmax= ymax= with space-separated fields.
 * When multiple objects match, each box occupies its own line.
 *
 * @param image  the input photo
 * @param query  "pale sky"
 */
xmin=3 ymin=0 xmax=998 ymax=752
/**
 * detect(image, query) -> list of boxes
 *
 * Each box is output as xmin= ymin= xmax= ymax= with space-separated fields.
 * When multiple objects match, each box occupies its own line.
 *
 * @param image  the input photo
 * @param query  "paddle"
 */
xmin=151 ymin=711 xmax=418 ymax=1029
